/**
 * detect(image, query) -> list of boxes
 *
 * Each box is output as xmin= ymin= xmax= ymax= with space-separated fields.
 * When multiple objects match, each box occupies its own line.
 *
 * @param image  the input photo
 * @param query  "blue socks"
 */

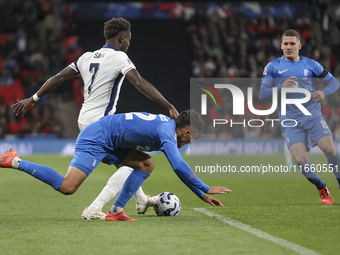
xmin=297 ymin=152 xmax=340 ymax=190
xmin=18 ymin=160 xmax=64 ymax=190
xmin=113 ymin=170 xmax=150 ymax=210
xmin=298 ymin=161 xmax=326 ymax=190
xmin=327 ymin=152 xmax=340 ymax=186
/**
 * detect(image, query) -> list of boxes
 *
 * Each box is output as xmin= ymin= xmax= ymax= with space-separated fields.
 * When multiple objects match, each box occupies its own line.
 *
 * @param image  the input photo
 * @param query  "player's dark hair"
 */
xmin=175 ymin=109 xmax=205 ymax=133
xmin=282 ymin=29 xmax=300 ymax=41
xmin=104 ymin=17 xmax=131 ymax=40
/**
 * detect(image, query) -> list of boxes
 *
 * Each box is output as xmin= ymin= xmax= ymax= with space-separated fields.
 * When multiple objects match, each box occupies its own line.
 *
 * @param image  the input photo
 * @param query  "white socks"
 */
xmin=134 ymin=186 xmax=148 ymax=205
xmin=12 ymin=157 xmax=21 ymax=169
xmin=88 ymin=166 xmax=132 ymax=211
xmin=110 ymin=205 xmax=123 ymax=214
xmin=87 ymin=166 xmax=148 ymax=211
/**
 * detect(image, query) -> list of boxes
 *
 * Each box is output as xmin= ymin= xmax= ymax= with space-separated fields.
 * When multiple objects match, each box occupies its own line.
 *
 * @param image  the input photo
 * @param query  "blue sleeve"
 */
xmin=259 ymin=78 xmax=277 ymax=100
xmin=162 ymin=142 xmax=210 ymax=198
xmin=321 ymin=72 xmax=340 ymax=97
xmin=259 ymin=62 xmax=281 ymax=100
xmin=311 ymin=59 xmax=324 ymax=77
xmin=259 ymin=62 xmax=274 ymax=100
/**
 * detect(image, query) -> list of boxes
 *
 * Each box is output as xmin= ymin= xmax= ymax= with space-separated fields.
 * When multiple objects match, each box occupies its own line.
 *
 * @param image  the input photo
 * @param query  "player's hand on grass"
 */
xmin=201 ymin=194 xmax=224 ymax=207
xmin=169 ymin=106 xmax=179 ymax=120
xmin=11 ymin=97 xmax=35 ymax=117
xmin=313 ymin=90 xmax=325 ymax=102
xmin=282 ymin=76 xmax=297 ymax=87
xmin=207 ymin=186 xmax=232 ymax=194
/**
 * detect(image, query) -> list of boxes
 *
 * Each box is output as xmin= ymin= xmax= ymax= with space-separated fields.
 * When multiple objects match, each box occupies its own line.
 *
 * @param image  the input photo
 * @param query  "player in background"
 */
xmin=11 ymin=17 xmax=179 ymax=219
xmin=0 ymin=110 xmax=231 ymax=221
xmin=260 ymin=29 xmax=340 ymax=204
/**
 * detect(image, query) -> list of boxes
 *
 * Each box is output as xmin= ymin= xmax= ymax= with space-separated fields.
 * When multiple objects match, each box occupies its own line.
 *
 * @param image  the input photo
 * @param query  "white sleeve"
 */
xmin=68 ymin=54 xmax=85 ymax=76
xmin=68 ymin=61 xmax=79 ymax=74
xmin=116 ymin=52 xmax=136 ymax=76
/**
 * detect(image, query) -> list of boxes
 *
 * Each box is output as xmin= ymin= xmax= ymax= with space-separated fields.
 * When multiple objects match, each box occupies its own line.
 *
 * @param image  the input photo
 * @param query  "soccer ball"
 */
xmin=153 ymin=192 xmax=181 ymax=216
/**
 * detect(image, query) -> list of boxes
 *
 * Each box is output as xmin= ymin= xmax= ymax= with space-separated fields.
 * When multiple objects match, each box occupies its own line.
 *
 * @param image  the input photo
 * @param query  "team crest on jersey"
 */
xmin=127 ymin=59 xmax=132 ymax=64
xmin=263 ymin=68 xmax=267 ymax=75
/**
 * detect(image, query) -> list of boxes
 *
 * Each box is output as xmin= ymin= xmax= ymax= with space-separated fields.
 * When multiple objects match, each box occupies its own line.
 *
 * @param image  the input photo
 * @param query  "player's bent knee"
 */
xmin=294 ymin=155 xmax=308 ymax=166
xmin=58 ymin=180 xmax=80 ymax=195
xmin=120 ymin=150 xmax=155 ymax=173
xmin=323 ymin=147 xmax=337 ymax=158
xmin=59 ymin=166 xmax=87 ymax=195
xmin=58 ymin=185 xmax=78 ymax=195
xmin=140 ymin=157 xmax=155 ymax=173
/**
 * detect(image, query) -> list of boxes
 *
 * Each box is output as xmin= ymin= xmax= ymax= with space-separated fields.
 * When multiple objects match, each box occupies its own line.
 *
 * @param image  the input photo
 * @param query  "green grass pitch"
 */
xmin=0 ymin=154 xmax=339 ymax=255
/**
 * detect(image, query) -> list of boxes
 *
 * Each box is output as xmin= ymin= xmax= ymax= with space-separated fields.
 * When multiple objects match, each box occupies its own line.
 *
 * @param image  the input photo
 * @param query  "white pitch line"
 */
xmin=194 ymin=208 xmax=321 ymax=255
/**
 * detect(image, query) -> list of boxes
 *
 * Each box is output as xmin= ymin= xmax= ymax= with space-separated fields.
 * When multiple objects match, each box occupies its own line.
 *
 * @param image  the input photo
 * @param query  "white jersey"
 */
xmin=69 ymin=44 xmax=136 ymax=129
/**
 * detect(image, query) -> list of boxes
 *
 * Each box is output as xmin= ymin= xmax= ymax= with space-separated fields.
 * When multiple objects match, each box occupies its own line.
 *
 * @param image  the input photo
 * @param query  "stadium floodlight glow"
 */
xmin=201 ymin=84 xmax=312 ymax=116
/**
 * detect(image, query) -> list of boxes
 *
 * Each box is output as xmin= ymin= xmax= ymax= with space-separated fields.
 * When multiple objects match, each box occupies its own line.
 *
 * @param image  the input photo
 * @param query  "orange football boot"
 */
xmin=0 ymin=149 xmax=18 ymax=168
xmin=105 ymin=210 xmax=137 ymax=221
xmin=319 ymin=186 xmax=333 ymax=204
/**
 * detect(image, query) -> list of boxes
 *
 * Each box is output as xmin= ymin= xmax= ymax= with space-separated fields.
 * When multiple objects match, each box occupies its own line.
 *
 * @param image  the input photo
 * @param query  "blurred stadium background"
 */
xmin=2 ymin=3 xmax=340 ymax=255
xmin=1 ymin=0 xmax=340 ymax=156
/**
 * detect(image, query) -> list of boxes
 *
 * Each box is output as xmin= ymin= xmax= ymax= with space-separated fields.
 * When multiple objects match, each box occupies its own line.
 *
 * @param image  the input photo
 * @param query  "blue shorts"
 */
xmin=282 ymin=115 xmax=332 ymax=151
xmin=69 ymin=122 xmax=131 ymax=176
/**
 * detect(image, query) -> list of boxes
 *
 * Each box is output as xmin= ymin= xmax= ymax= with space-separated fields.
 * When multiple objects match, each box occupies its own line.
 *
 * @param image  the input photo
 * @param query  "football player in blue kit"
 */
xmin=260 ymin=29 xmax=340 ymax=204
xmin=11 ymin=17 xmax=179 ymax=219
xmin=0 ymin=110 xmax=231 ymax=221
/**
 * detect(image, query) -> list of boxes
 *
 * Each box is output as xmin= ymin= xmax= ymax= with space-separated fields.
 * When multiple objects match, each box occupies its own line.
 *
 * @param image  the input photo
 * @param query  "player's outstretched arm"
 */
xmin=201 ymin=194 xmax=224 ymax=207
xmin=11 ymin=66 xmax=77 ymax=117
xmin=125 ymin=69 xmax=179 ymax=119
xmin=201 ymin=187 xmax=231 ymax=207
xmin=162 ymin=142 xmax=232 ymax=207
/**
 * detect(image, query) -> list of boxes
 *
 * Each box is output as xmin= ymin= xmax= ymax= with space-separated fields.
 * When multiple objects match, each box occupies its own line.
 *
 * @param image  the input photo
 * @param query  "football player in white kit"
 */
xmin=12 ymin=17 xmax=179 ymax=219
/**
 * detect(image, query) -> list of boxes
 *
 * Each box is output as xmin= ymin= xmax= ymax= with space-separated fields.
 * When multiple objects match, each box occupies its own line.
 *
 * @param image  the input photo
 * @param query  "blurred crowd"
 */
xmin=0 ymin=0 xmax=83 ymax=138
xmin=187 ymin=2 xmax=340 ymax=139
xmin=2 ymin=1 xmax=340 ymax=140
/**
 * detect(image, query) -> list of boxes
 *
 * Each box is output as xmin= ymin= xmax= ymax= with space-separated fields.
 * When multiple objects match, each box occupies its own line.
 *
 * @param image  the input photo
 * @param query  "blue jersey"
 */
xmin=99 ymin=112 xmax=176 ymax=152
xmin=95 ymin=112 xmax=210 ymax=197
xmin=260 ymin=55 xmax=338 ymax=121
